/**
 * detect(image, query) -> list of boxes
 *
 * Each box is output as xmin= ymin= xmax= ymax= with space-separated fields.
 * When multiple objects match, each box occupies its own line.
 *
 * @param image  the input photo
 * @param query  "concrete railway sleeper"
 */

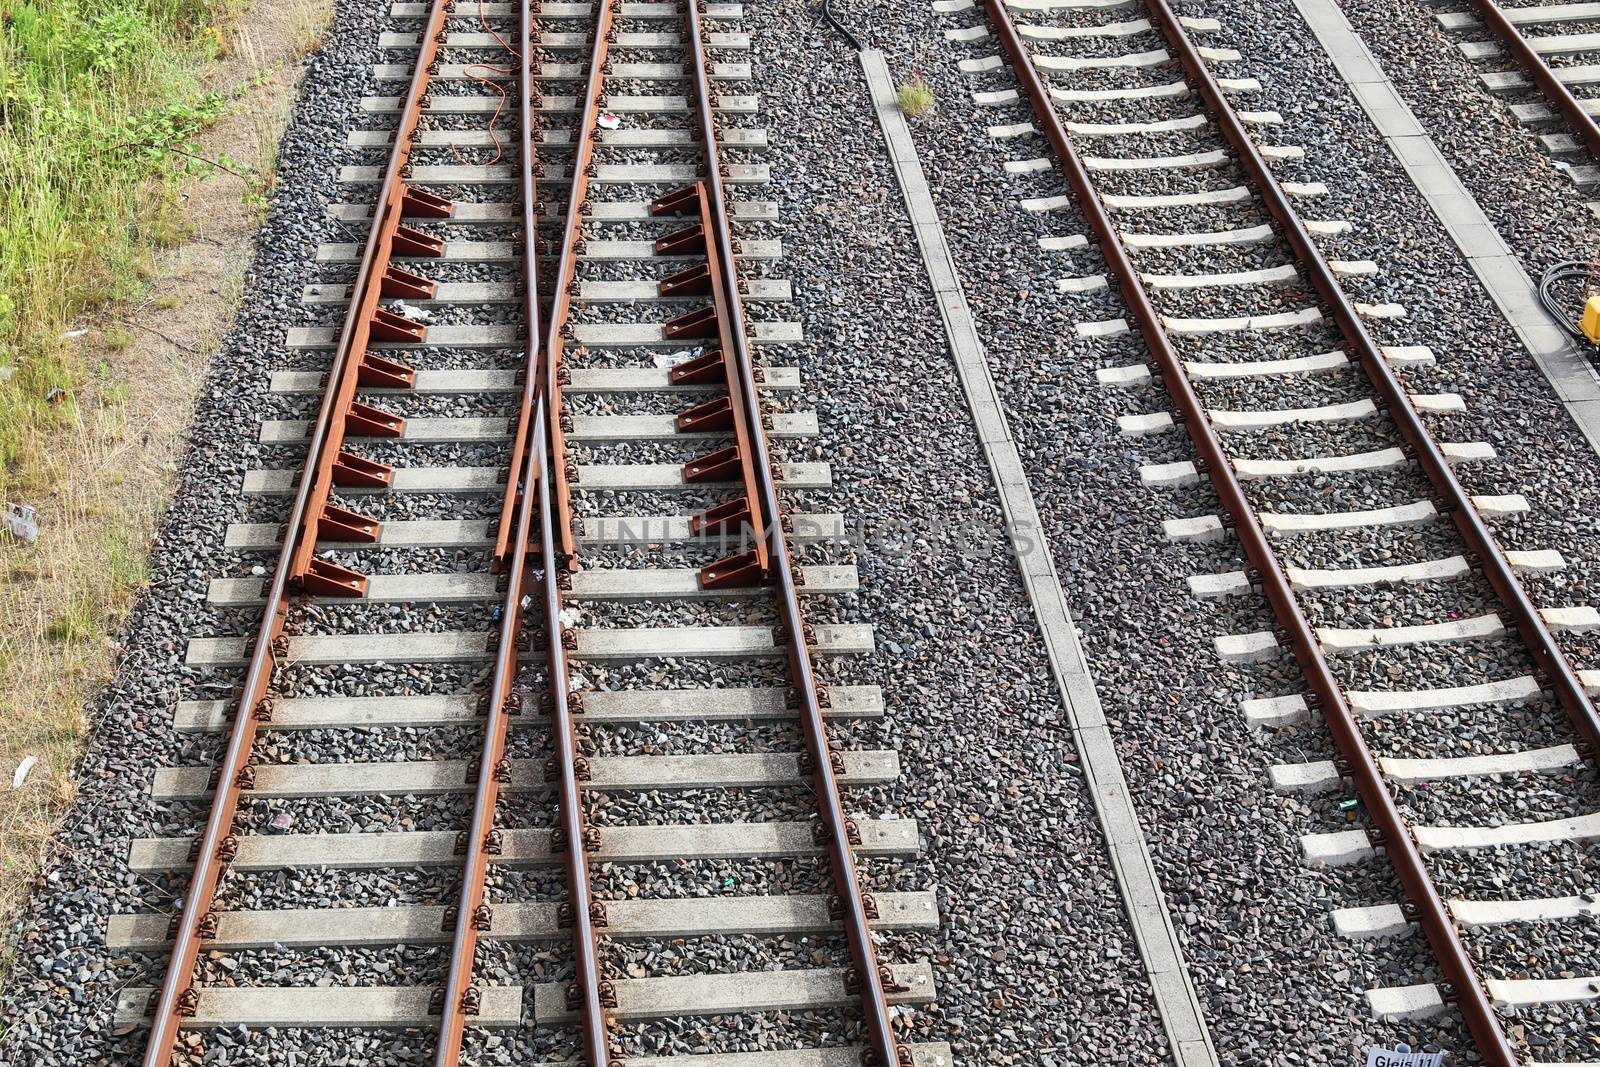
xmin=134 ymin=0 xmax=460 ymax=1058
xmin=1435 ymin=0 xmax=1600 ymax=177
xmin=957 ymin=0 xmax=1600 ymax=1062
xmin=119 ymin=0 xmax=941 ymax=1063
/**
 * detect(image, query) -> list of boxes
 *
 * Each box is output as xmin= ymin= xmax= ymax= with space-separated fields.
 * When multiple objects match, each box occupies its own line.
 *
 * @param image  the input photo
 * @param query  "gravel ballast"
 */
xmin=856 ymin=0 xmax=1600 ymax=1062
xmin=0 ymin=0 xmax=1179 ymax=1065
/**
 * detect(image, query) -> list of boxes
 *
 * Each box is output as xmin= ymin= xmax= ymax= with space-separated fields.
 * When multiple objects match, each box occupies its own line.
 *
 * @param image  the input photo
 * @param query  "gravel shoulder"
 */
xmin=2 ymin=0 xmax=390 ymax=1058
xmin=0 ymin=0 xmax=330 ymax=938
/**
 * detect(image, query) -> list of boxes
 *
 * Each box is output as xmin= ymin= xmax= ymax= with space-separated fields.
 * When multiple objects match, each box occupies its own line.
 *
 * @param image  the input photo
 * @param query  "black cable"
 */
xmin=1538 ymin=259 xmax=1598 ymax=344
xmin=821 ymin=0 xmax=865 ymax=51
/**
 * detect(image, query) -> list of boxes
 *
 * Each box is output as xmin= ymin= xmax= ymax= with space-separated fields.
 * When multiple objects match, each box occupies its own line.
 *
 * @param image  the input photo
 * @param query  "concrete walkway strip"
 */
xmin=860 ymin=47 xmax=1219 ymax=1067
xmin=107 ymin=890 xmax=941 ymax=949
xmin=172 ymin=683 xmax=886 ymax=731
xmin=1291 ymin=0 xmax=1600 ymax=457
xmin=128 ymin=817 xmax=922 ymax=874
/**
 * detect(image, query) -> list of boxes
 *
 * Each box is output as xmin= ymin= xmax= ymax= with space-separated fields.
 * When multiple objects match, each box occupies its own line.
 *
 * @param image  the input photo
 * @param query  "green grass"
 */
xmin=896 ymin=78 xmax=935 ymax=120
xmin=0 ymin=0 xmax=231 ymax=501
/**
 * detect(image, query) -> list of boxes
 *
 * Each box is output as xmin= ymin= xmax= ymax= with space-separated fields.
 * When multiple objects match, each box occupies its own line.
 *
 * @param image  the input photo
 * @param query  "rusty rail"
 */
xmin=982 ymin=0 xmax=1532 ymax=1063
xmin=677 ymin=2 xmax=907 ymax=1062
xmin=428 ymin=0 xmax=606 ymax=1059
xmin=137 ymin=1 xmax=454 ymax=1061
xmin=516 ymin=0 xmax=618 ymax=563
xmin=1466 ymin=0 xmax=1600 ymax=159
xmin=647 ymin=181 xmax=771 ymax=585
xmin=1142 ymin=0 xmax=1600 ymax=767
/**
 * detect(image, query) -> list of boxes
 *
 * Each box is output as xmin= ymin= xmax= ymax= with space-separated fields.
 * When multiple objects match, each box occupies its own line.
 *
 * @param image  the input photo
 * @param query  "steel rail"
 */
xmin=529 ymin=400 xmax=613 ymax=1066
xmin=285 ymin=8 xmax=453 ymax=593
xmin=1141 ymin=0 xmax=1600 ymax=766
xmin=981 ymin=1 xmax=1520 ymax=1063
xmin=528 ymin=0 xmax=616 ymax=1059
xmin=681 ymin=3 xmax=906 ymax=1063
xmin=429 ymin=0 xmax=603 ymax=1059
xmin=1466 ymin=0 xmax=1600 ymax=160
xmin=513 ymin=0 xmax=618 ymax=563
xmin=136 ymin=1 xmax=452 ymax=1061
xmin=652 ymin=182 xmax=771 ymax=585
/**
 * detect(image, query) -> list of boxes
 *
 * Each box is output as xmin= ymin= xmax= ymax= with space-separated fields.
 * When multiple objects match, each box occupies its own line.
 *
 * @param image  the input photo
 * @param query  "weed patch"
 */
xmin=0 ymin=0 xmax=233 ymax=498
xmin=896 ymin=77 xmax=935 ymax=119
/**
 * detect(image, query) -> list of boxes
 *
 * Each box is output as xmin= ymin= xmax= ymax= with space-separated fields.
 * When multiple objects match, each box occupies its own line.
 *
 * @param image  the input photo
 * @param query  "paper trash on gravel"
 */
xmin=597 ymin=112 xmax=621 ymax=130
xmin=387 ymin=300 xmax=436 ymax=323
xmin=653 ymin=347 xmax=702 ymax=369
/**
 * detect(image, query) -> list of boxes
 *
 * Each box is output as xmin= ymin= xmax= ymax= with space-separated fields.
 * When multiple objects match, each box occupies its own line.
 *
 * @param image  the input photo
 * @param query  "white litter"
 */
xmin=388 ymin=300 xmax=436 ymax=324
xmin=250 ymin=565 xmax=267 ymax=577
xmin=597 ymin=112 xmax=621 ymax=130
xmin=2 ymin=503 xmax=39 ymax=545
xmin=568 ymin=673 xmax=587 ymax=693
xmin=61 ymin=328 xmax=88 ymax=340
xmin=560 ymin=607 xmax=581 ymax=627
xmin=653 ymin=346 xmax=702 ymax=369
xmin=11 ymin=755 xmax=37 ymax=790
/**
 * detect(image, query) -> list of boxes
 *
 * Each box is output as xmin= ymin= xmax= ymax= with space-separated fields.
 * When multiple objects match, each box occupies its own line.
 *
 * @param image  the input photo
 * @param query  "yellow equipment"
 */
xmin=1584 ymin=294 xmax=1600 ymax=345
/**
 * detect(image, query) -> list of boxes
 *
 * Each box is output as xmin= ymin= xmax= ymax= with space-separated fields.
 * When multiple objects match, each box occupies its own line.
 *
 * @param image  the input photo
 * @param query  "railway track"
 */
xmin=1432 ymin=0 xmax=1600 ymax=184
xmin=935 ymin=0 xmax=1600 ymax=1062
xmin=107 ymin=1 xmax=949 ymax=1062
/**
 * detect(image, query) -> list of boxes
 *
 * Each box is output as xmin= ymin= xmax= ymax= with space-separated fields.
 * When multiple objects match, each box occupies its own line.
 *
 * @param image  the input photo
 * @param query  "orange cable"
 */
xmin=449 ymin=0 xmax=521 ymax=166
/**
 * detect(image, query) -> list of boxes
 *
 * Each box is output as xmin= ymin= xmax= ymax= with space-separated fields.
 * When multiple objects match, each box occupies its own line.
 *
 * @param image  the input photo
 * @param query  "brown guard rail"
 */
xmin=982 ymin=0 xmax=1547 ymax=1063
xmin=648 ymin=180 xmax=771 ymax=586
xmin=1466 ymin=0 xmax=1600 ymax=160
xmin=535 ymin=10 xmax=621 ymax=1051
xmin=678 ymin=2 xmax=908 ymax=1063
xmin=138 ymin=0 xmax=454 ymax=1061
xmin=430 ymin=0 xmax=614 ymax=1059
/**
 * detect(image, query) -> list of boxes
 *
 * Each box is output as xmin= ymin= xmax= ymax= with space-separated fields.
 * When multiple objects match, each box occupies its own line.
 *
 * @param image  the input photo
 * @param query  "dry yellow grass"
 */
xmin=0 ymin=0 xmax=331 ymax=928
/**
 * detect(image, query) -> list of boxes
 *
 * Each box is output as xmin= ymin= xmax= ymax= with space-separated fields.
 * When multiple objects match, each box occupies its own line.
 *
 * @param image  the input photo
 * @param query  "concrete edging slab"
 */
xmin=1291 ymin=0 xmax=1600 ymax=457
xmin=859 ymin=46 xmax=1219 ymax=1067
